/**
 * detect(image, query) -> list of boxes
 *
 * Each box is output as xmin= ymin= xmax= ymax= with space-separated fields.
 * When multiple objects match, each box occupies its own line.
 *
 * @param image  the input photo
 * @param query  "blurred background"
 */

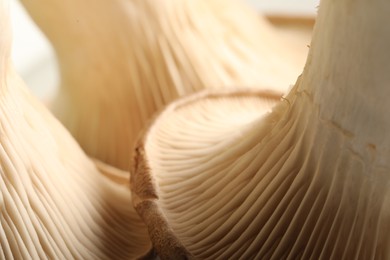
xmin=9 ymin=0 xmax=318 ymax=100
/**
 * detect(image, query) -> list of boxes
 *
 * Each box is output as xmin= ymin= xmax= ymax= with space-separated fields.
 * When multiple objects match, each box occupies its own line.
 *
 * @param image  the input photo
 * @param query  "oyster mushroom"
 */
xmin=20 ymin=0 xmax=311 ymax=170
xmin=0 ymin=5 xmax=150 ymax=259
xmin=132 ymin=0 xmax=390 ymax=258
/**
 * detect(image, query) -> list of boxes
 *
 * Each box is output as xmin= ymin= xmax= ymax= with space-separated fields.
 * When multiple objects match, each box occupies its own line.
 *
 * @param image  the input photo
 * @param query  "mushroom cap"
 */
xmin=0 ymin=75 xmax=152 ymax=260
xmin=21 ymin=0 xmax=313 ymax=170
xmin=0 ymin=6 xmax=151 ymax=258
xmin=131 ymin=89 xmax=281 ymax=259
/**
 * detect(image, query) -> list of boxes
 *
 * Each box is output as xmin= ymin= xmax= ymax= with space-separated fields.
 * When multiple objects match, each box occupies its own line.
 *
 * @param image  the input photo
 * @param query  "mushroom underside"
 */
xmin=133 ymin=89 xmax=390 ymax=259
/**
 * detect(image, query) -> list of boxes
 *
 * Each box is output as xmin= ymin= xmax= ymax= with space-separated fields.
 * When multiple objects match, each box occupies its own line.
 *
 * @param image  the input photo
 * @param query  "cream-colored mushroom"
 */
xmin=20 ymin=0 xmax=311 ymax=170
xmin=132 ymin=0 xmax=390 ymax=258
xmin=0 ymin=5 xmax=150 ymax=258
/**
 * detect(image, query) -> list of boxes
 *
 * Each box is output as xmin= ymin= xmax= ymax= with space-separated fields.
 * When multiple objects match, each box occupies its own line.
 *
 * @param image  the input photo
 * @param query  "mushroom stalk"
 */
xmin=295 ymin=0 xmax=390 ymax=166
xmin=20 ymin=0 xmax=307 ymax=170
xmin=132 ymin=0 xmax=390 ymax=258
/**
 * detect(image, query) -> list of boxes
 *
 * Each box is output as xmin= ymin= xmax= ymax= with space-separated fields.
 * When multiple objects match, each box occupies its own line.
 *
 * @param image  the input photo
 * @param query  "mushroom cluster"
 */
xmin=3 ymin=0 xmax=388 ymax=259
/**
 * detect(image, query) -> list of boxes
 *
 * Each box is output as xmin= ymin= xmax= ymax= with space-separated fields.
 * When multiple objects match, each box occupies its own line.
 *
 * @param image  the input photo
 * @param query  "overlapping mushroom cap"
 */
xmin=0 ymin=5 xmax=150 ymax=258
xmin=20 ymin=0 xmax=312 ymax=170
xmin=132 ymin=90 xmax=281 ymax=259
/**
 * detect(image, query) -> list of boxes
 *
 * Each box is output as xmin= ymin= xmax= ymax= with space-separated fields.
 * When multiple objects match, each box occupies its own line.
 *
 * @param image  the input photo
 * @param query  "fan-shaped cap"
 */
xmin=0 ymin=6 xmax=151 ymax=258
xmin=131 ymin=89 xmax=281 ymax=259
xmin=20 ymin=0 xmax=314 ymax=171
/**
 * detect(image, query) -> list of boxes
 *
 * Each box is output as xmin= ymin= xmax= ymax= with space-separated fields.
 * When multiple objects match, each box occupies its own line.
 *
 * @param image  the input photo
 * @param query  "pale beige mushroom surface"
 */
xmin=20 ymin=0 xmax=313 ymax=170
xmin=132 ymin=0 xmax=390 ymax=258
xmin=0 ymin=4 xmax=151 ymax=259
xmin=132 ymin=90 xmax=281 ymax=259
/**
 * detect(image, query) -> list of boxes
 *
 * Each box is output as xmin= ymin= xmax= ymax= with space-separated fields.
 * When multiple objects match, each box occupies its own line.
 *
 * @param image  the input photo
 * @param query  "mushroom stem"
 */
xmin=295 ymin=0 xmax=390 ymax=166
xmin=259 ymin=0 xmax=390 ymax=255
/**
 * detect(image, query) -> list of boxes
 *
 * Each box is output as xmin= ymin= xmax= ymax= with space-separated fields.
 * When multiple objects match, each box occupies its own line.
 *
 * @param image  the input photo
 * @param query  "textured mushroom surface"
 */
xmin=0 ymin=6 xmax=150 ymax=259
xmin=132 ymin=90 xmax=282 ymax=259
xmin=20 ymin=0 xmax=310 ymax=170
xmin=132 ymin=0 xmax=390 ymax=258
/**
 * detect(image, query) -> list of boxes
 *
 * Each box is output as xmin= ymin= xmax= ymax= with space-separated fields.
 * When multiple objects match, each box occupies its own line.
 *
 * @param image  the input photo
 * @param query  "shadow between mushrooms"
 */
xmin=131 ymin=0 xmax=390 ymax=258
xmin=0 ymin=4 xmax=150 ymax=259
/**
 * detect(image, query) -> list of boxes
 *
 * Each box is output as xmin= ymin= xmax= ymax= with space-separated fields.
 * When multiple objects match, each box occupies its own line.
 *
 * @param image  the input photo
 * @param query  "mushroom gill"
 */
xmin=0 ymin=5 xmax=150 ymax=259
xmin=20 ymin=0 xmax=311 ymax=170
xmin=132 ymin=0 xmax=390 ymax=258
xmin=132 ymin=90 xmax=281 ymax=259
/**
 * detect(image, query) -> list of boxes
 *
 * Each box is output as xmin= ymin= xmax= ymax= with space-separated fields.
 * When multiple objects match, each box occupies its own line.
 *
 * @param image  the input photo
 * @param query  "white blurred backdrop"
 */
xmin=9 ymin=0 xmax=318 ymax=100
